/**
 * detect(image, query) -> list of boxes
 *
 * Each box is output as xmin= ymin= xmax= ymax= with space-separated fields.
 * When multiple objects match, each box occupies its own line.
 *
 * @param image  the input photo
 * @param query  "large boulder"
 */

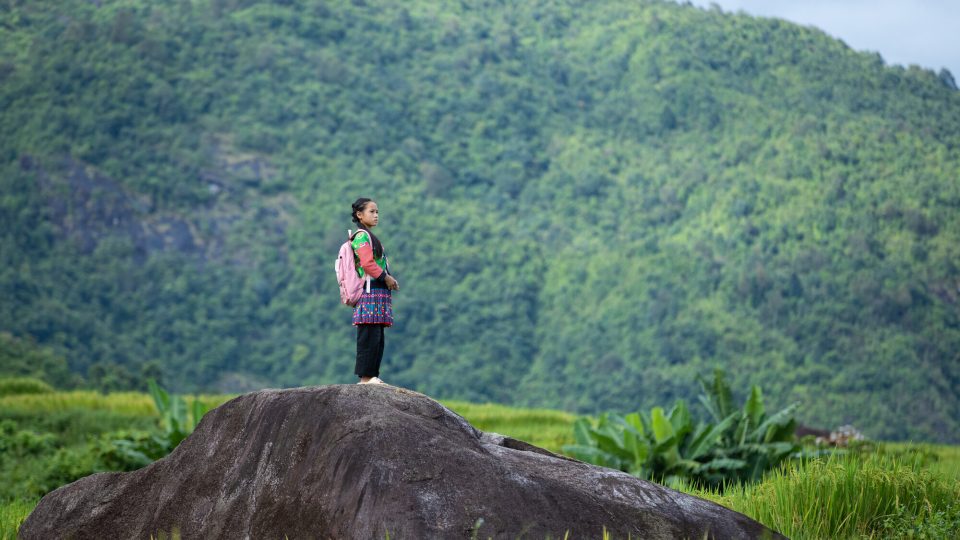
xmin=20 ymin=385 xmax=786 ymax=539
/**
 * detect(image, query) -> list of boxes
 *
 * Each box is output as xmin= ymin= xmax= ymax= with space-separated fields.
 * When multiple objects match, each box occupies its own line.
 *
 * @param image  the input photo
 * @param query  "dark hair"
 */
xmin=351 ymin=197 xmax=383 ymax=258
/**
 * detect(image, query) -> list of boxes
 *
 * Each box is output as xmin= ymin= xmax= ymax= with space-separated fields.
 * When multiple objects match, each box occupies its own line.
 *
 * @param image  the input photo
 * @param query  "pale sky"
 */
xmin=687 ymin=0 xmax=960 ymax=81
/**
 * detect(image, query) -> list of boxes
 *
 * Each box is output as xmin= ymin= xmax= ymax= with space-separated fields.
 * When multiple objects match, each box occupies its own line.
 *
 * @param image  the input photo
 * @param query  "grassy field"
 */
xmin=2 ymin=388 xmax=958 ymax=539
xmin=443 ymin=399 xmax=577 ymax=453
xmin=685 ymin=450 xmax=960 ymax=539
xmin=884 ymin=441 xmax=960 ymax=482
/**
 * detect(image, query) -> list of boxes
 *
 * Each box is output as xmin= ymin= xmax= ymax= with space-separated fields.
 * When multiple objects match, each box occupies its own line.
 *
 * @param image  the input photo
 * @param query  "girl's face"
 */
xmin=356 ymin=201 xmax=379 ymax=228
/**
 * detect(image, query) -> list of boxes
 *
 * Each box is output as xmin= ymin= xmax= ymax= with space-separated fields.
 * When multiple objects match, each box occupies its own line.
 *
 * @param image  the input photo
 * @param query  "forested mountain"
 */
xmin=2 ymin=0 xmax=958 ymax=442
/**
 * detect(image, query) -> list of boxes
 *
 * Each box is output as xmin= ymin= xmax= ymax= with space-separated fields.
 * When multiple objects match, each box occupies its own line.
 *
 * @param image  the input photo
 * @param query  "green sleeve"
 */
xmin=351 ymin=231 xmax=370 ymax=250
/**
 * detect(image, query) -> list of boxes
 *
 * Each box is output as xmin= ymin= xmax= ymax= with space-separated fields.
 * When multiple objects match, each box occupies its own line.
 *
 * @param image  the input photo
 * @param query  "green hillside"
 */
xmin=2 ymin=0 xmax=958 ymax=442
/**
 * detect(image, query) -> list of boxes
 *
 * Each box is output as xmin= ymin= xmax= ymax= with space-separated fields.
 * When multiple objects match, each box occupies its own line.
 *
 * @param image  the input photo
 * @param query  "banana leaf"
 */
xmin=627 ymin=464 xmax=649 ymax=479
xmin=147 ymin=379 xmax=171 ymax=418
xmin=190 ymin=397 xmax=210 ymax=431
xmin=672 ymin=458 xmax=702 ymax=474
xmin=765 ymin=418 xmax=797 ymax=444
xmin=668 ymin=400 xmax=693 ymax=442
xmin=695 ymin=457 xmax=747 ymax=472
xmin=686 ymin=412 xmax=738 ymax=460
xmin=573 ymin=417 xmax=594 ymax=446
xmin=593 ymin=424 xmax=628 ymax=459
xmin=764 ymin=441 xmax=798 ymax=455
xmin=622 ymin=428 xmax=650 ymax=466
xmin=696 ymin=368 xmax=735 ymax=421
xmin=751 ymin=402 xmax=800 ymax=442
xmin=621 ymin=412 xmax=647 ymax=438
xmin=653 ymin=436 xmax=679 ymax=456
xmin=561 ymin=444 xmax=621 ymax=469
xmin=650 ymin=407 xmax=675 ymax=444
xmin=735 ymin=413 xmax=749 ymax=447
xmin=697 ymin=394 xmax=722 ymax=425
xmin=744 ymin=385 xmax=765 ymax=431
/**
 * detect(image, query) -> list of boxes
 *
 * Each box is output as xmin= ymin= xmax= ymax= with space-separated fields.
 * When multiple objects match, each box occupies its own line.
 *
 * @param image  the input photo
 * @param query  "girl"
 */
xmin=350 ymin=198 xmax=399 ymax=384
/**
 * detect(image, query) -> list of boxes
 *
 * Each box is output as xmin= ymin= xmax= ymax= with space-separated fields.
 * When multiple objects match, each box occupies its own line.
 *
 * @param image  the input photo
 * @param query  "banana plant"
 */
xmin=98 ymin=381 xmax=213 ymax=471
xmin=564 ymin=400 xmax=743 ymax=488
xmin=697 ymin=369 xmax=799 ymax=483
xmin=565 ymin=369 xmax=801 ymax=489
xmin=147 ymin=379 xmax=211 ymax=449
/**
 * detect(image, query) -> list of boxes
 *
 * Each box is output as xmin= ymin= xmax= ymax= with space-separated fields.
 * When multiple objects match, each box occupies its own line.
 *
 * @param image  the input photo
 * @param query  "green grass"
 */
xmin=0 ymin=498 xmax=37 ymax=540
xmin=883 ymin=441 xmax=960 ymax=482
xmin=1 ymin=408 xmax=158 ymax=447
xmin=0 ymin=390 xmax=232 ymax=416
xmin=684 ymin=450 xmax=960 ymax=539
xmin=441 ymin=400 xmax=577 ymax=454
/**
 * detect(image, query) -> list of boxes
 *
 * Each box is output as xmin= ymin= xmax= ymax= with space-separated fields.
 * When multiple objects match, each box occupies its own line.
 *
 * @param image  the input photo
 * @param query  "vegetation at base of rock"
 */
xmin=0 ymin=381 xmax=226 ymax=502
xmin=23 ymin=386 xmax=780 ymax=539
xmin=564 ymin=369 xmax=800 ymax=489
xmin=2 ymin=0 xmax=960 ymax=444
xmin=1 ymin=388 xmax=959 ymax=538
xmin=95 ymin=381 xmax=213 ymax=470
xmin=684 ymin=451 xmax=960 ymax=540
xmin=146 ymin=379 xmax=212 ymax=451
xmin=0 ymin=498 xmax=36 ymax=540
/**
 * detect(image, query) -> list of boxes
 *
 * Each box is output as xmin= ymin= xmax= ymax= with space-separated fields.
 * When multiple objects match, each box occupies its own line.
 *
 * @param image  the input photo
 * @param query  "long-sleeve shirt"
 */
xmin=351 ymin=230 xmax=387 ymax=281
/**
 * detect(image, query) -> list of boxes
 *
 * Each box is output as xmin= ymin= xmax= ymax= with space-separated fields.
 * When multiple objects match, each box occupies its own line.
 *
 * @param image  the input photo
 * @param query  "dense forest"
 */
xmin=1 ymin=0 xmax=958 ymax=443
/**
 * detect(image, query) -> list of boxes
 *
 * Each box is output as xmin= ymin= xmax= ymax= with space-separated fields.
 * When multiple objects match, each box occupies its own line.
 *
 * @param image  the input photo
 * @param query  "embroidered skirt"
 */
xmin=352 ymin=288 xmax=393 ymax=326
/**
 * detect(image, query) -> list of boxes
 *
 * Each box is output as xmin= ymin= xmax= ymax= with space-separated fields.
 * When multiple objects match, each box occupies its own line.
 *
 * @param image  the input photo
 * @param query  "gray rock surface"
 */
xmin=20 ymin=384 xmax=786 ymax=539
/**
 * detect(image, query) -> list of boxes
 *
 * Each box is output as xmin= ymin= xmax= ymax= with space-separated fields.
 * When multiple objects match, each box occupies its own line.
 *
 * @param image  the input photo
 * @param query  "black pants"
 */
xmin=355 ymin=324 xmax=385 ymax=378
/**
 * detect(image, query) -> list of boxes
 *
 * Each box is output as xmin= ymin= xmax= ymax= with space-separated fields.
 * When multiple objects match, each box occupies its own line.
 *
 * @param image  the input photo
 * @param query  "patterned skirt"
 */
xmin=352 ymin=288 xmax=393 ymax=326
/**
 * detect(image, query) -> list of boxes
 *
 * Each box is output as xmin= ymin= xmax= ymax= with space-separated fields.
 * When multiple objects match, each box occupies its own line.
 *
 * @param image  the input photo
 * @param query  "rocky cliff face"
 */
xmin=22 ymin=147 xmax=291 ymax=266
xmin=19 ymin=385 xmax=786 ymax=539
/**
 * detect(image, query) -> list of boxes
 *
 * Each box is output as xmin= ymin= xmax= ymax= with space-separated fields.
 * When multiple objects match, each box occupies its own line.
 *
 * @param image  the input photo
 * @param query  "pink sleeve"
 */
xmin=356 ymin=243 xmax=384 ymax=279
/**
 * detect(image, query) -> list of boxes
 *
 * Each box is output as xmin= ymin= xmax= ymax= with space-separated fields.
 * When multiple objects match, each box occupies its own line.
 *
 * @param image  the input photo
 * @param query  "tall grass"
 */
xmin=685 ymin=451 xmax=960 ymax=539
xmin=884 ymin=441 xmax=960 ymax=482
xmin=0 ymin=498 xmax=37 ymax=540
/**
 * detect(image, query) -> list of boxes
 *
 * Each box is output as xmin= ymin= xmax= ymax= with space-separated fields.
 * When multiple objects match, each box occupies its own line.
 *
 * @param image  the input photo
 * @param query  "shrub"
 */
xmin=90 ymin=380 xmax=213 ymax=472
xmin=93 ymin=430 xmax=169 ymax=471
xmin=563 ymin=369 xmax=800 ymax=489
xmin=28 ymin=446 xmax=98 ymax=498
xmin=0 ymin=420 xmax=56 ymax=463
xmin=0 ymin=377 xmax=54 ymax=398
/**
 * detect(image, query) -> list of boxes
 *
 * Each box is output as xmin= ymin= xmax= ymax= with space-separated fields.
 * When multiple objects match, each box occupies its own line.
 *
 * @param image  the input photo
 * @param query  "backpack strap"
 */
xmin=348 ymin=229 xmax=372 ymax=292
xmin=349 ymin=228 xmax=373 ymax=244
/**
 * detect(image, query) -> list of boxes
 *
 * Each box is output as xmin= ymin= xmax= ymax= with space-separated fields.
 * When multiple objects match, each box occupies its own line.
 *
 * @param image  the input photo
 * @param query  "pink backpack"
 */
xmin=335 ymin=230 xmax=370 ymax=307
